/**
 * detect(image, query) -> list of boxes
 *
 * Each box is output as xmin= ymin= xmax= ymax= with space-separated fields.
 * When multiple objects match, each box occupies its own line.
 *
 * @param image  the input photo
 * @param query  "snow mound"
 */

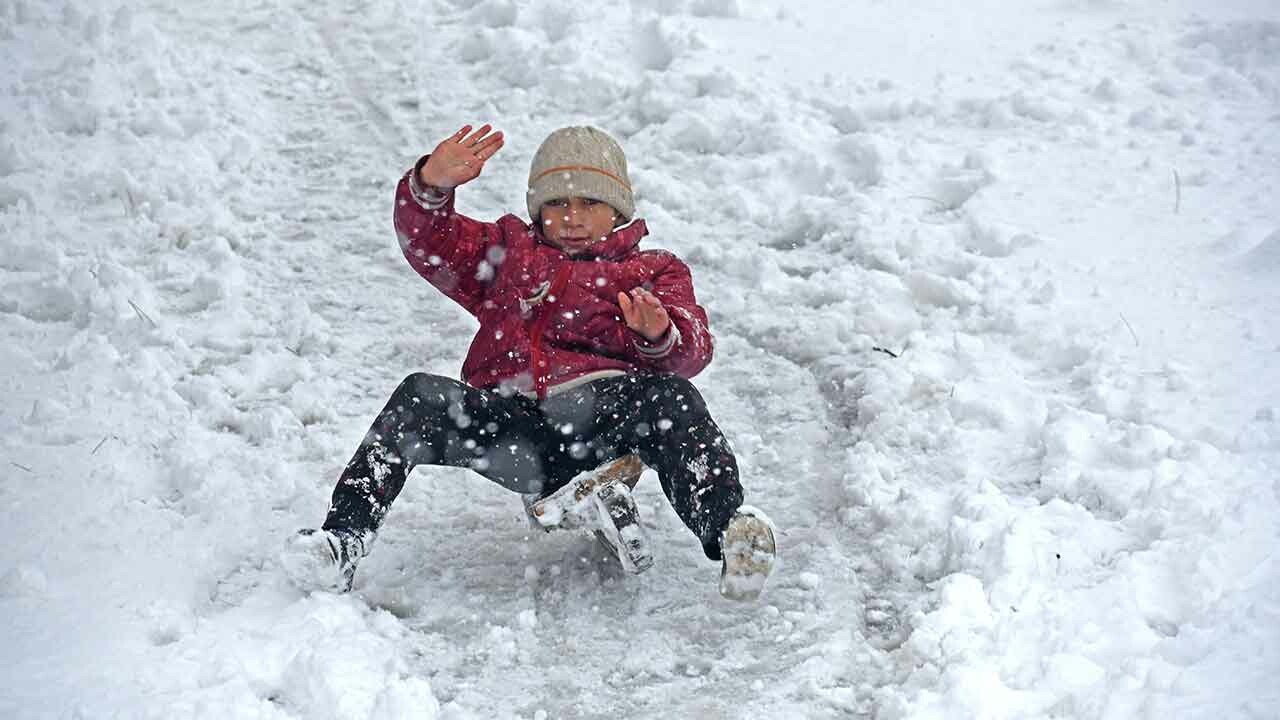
xmin=1181 ymin=21 xmax=1280 ymax=99
xmin=1242 ymin=228 xmax=1280 ymax=273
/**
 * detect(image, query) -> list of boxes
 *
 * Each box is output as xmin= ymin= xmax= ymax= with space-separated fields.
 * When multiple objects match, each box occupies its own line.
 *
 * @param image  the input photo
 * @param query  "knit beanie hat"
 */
xmin=527 ymin=126 xmax=635 ymax=225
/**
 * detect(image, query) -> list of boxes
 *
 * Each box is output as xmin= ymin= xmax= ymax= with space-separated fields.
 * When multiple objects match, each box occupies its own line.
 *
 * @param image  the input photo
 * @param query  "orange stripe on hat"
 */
xmin=532 ymin=164 xmax=633 ymax=192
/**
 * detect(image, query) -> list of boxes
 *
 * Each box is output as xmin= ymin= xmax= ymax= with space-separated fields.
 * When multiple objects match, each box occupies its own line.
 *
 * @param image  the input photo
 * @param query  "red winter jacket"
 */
xmin=393 ymin=163 xmax=714 ymax=398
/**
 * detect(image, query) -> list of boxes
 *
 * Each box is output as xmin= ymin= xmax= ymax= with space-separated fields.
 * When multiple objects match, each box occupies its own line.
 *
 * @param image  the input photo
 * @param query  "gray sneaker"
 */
xmin=719 ymin=507 xmax=776 ymax=601
xmin=280 ymin=527 xmax=374 ymax=592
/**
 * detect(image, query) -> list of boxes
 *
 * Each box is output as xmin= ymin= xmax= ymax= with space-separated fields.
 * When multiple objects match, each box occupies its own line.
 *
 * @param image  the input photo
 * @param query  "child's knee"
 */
xmin=648 ymin=375 xmax=707 ymax=415
xmin=398 ymin=372 xmax=457 ymax=404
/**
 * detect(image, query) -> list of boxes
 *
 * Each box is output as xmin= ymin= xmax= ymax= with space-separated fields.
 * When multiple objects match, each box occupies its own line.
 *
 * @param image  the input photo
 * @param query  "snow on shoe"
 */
xmin=520 ymin=492 xmax=553 ymax=532
xmin=719 ymin=506 xmax=776 ymax=602
xmin=592 ymin=479 xmax=653 ymax=574
xmin=526 ymin=454 xmax=643 ymax=531
xmin=280 ymin=528 xmax=372 ymax=593
xmin=522 ymin=456 xmax=651 ymax=573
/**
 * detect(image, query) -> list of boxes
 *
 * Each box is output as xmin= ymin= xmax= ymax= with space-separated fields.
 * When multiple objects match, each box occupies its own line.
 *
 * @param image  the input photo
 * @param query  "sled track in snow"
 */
xmin=146 ymin=1 xmax=896 ymax=716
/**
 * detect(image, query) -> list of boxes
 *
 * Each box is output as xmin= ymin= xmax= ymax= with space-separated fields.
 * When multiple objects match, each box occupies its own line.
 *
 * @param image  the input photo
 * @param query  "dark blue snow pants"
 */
xmin=322 ymin=372 xmax=744 ymax=559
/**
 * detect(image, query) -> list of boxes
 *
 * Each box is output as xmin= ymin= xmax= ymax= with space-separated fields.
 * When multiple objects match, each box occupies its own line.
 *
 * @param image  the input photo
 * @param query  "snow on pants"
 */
xmin=322 ymin=372 xmax=745 ymax=559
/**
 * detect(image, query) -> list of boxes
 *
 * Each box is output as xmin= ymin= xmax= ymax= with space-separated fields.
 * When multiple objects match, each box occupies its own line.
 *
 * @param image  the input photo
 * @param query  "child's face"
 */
xmin=540 ymin=197 xmax=619 ymax=255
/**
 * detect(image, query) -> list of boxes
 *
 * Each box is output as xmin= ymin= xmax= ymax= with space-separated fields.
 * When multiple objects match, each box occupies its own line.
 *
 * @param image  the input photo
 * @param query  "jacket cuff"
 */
xmin=633 ymin=324 xmax=681 ymax=359
xmin=409 ymin=155 xmax=452 ymax=210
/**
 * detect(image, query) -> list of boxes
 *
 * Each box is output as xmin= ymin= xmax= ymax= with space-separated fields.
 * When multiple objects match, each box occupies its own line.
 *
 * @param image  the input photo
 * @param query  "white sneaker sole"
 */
xmin=719 ymin=507 xmax=776 ymax=602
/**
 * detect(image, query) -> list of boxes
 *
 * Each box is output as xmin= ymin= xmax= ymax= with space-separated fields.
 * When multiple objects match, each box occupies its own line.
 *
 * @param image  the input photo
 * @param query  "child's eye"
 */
xmin=546 ymin=199 xmax=568 ymax=207
xmin=584 ymin=199 xmax=599 ymax=205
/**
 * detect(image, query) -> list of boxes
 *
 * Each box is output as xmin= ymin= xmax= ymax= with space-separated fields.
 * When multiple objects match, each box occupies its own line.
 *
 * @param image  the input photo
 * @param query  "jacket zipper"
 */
xmin=527 ymin=264 xmax=574 ymax=399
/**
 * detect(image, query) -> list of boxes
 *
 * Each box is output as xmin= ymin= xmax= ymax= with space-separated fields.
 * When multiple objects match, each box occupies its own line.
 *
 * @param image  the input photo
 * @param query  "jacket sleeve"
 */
xmin=626 ymin=253 xmax=715 ymax=378
xmin=393 ymin=156 xmax=502 ymax=316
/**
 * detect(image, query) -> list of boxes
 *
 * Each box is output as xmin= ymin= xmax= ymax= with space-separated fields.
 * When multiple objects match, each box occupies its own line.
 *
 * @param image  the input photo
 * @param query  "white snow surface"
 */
xmin=3 ymin=0 xmax=1280 ymax=717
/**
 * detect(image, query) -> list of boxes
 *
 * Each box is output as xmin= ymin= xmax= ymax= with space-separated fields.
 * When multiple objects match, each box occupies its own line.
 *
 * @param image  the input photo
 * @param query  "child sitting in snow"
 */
xmin=283 ymin=124 xmax=775 ymax=600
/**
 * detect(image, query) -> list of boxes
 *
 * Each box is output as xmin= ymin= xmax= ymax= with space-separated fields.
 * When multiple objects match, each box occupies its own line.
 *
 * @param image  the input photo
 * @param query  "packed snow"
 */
xmin=3 ymin=0 xmax=1279 ymax=718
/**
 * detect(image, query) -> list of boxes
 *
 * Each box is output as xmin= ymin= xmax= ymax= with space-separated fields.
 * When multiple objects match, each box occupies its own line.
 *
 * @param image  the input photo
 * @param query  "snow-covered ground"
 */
xmin=3 ymin=0 xmax=1279 ymax=717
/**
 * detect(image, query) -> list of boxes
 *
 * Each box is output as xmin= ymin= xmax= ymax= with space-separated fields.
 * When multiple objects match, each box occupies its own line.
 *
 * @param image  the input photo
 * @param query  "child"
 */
xmin=282 ymin=124 xmax=776 ymax=600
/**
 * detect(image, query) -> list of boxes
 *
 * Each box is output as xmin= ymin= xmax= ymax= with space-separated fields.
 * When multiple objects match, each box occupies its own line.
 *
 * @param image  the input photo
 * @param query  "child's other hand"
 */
xmin=419 ymin=124 xmax=504 ymax=190
xmin=618 ymin=287 xmax=671 ymax=342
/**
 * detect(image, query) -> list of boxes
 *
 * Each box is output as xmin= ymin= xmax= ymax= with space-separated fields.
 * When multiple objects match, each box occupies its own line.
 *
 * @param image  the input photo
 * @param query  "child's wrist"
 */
xmin=414 ymin=154 xmax=456 ymax=191
xmin=409 ymin=155 xmax=454 ymax=210
xmin=417 ymin=170 xmax=451 ymax=193
xmin=634 ymin=323 xmax=679 ymax=358
xmin=641 ymin=323 xmax=670 ymax=342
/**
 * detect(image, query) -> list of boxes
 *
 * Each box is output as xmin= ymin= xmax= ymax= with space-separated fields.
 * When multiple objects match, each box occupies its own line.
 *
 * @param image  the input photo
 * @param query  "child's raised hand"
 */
xmin=419 ymin=124 xmax=505 ymax=190
xmin=618 ymin=287 xmax=671 ymax=342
